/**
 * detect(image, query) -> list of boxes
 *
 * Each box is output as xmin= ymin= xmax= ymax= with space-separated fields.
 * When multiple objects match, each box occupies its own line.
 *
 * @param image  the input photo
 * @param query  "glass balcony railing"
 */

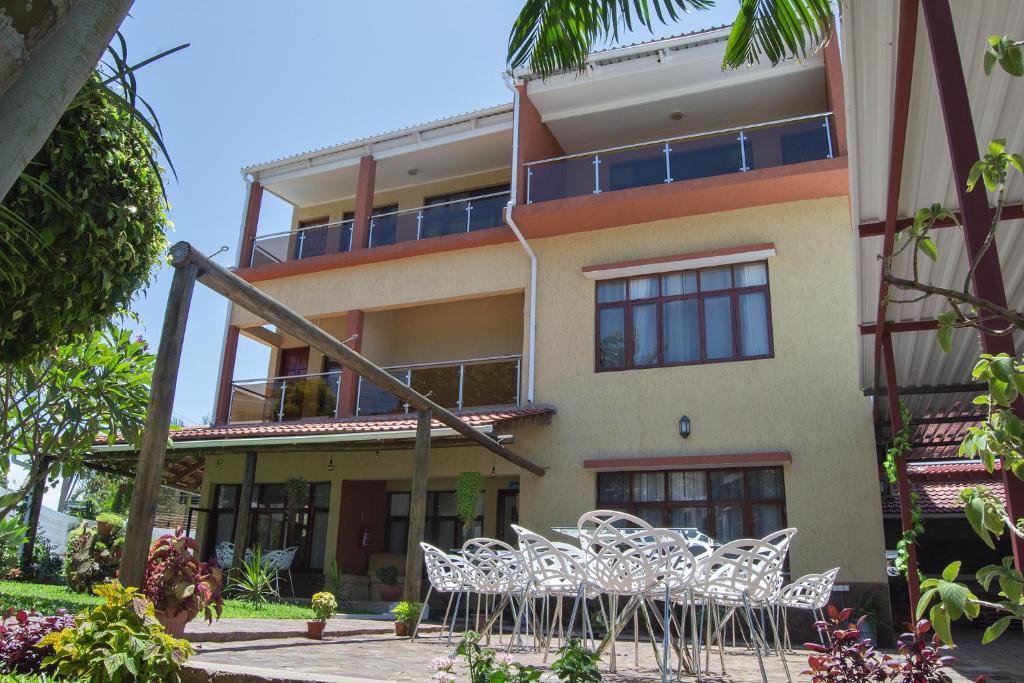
xmin=524 ymin=112 xmax=835 ymax=204
xmin=356 ymin=355 xmax=521 ymax=416
xmin=250 ymin=219 xmax=354 ymax=267
xmin=368 ymin=191 xmax=510 ymax=248
xmin=227 ymin=371 xmax=341 ymax=424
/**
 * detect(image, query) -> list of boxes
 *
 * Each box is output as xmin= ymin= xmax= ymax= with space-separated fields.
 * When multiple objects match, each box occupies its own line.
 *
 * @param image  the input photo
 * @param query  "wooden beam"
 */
xmin=170 ymin=241 xmax=545 ymax=477
xmin=403 ymin=409 xmax=431 ymax=601
xmin=241 ymin=325 xmax=283 ymax=348
xmin=858 ymin=202 xmax=1024 ymax=238
xmin=120 ymin=261 xmax=198 ymax=588
xmin=231 ymin=451 xmax=258 ymax=572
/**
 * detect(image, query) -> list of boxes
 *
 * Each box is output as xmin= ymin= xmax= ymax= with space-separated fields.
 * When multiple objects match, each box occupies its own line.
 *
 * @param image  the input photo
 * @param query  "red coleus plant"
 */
xmin=803 ymin=606 xmax=955 ymax=683
xmin=0 ymin=607 xmax=75 ymax=674
xmin=142 ymin=526 xmax=224 ymax=623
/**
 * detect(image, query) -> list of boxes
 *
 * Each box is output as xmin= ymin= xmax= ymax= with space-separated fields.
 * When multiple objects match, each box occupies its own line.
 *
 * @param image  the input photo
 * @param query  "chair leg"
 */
xmin=412 ymin=586 xmax=433 ymax=640
xmin=447 ymin=591 xmax=463 ymax=646
xmin=766 ymin=603 xmax=792 ymax=683
xmin=661 ymin=586 xmax=672 ymax=683
xmin=741 ymin=594 xmax=768 ymax=683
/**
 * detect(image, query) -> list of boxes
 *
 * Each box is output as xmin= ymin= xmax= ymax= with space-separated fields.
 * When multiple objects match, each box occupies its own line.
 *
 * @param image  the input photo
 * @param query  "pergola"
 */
xmin=115 ymin=241 xmax=546 ymax=599
xmin=847 ymin=0 xmax=1024 ymax=606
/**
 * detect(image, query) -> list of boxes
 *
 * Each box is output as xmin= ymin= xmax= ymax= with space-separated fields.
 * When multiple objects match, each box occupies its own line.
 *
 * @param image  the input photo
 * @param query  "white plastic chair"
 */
xmin=695 ymin=528 xmax=797 ymax=683
xmin=262 ymin=546 xmax=298 ymax=597
xmin=460 ymin=538 xmax=527 ymax=643
xmin=777 ymin=567 xmax=840 ymax=650
xmin=415 ymin=542 xmax=467 ymax=641
xmin=215 ymin=541 xmax=234 ymax=568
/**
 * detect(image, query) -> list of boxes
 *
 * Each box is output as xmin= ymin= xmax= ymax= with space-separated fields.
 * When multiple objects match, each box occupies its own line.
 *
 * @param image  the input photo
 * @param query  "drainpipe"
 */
xmin=503 ymin=73 xmax=537 ymax=405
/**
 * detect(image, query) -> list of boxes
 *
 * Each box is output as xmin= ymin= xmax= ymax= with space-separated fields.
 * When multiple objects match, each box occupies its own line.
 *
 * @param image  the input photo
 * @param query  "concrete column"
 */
xmin=350 ymin=156 xmax=376 ymax=250
xmin=337 ymin=310 xmax=365 ymax=417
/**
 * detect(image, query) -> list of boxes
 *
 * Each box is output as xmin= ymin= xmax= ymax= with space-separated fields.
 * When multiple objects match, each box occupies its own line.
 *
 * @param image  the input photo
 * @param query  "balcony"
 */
xmin=357 ymin=355 xmax=521 ymax=416
xmin=225 ymin=356 xmax=521 ymax=424
xmin=228 ymin=371 xmax=341 ymax=424
xmin=250 ymin=220 xmax=354 ymax=268
xmin=524 ymin=113 xmax=835 ymax=204
xmin=368 ymin=191 xmax=510 ymax=248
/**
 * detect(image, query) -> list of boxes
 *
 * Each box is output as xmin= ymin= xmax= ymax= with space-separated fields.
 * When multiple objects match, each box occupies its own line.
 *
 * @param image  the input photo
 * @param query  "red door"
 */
xmin=278 ymin=348 xmax=309 ymax=376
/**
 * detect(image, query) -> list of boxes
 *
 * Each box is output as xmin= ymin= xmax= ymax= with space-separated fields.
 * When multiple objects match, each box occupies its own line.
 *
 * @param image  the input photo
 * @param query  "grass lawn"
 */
xmin=0 ymin=580 xmax=314 ymax=619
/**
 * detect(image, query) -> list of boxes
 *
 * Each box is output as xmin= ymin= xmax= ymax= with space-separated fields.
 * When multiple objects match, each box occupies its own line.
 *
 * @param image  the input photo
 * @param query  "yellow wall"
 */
xmin=219 ymin=195 xmax=886 ymax=586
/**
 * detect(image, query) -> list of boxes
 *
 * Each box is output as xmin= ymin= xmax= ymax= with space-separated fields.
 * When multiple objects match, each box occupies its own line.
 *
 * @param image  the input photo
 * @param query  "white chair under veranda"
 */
xmin=415 ymin=542 xmax=467 ymax=642
xmin=695 ymin=528 xmax=797 ymax=683
xmin=460 ymin=538 xmax=527 ymax=644
xmin=777 ymin=567 xmax=840 ymax=651
xmin=262 ymin=546 xmax=298 ymax=597
xmin=215 ymin=541 xmax=234 ymax=568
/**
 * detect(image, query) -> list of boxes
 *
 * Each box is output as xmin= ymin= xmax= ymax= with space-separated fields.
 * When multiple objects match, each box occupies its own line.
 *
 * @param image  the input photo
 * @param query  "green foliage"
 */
xmin=310 ymin=592 xmax=337 ymax=622
xmin=38 ymin=582 xmax=192 ymax=683
xmin=375 ymin=565 xmax=398 ymax=586
xmin=143 ymin=527 xmax=223 ymax=624
xmin=551 ymin=638 xmax=602 ymax=683
xmin=450 ymin=631 xmax=542 ymax=683
xmin=326 ymin=560 xmax=351 ymax=610
xmin=64 ymin=522 xmax=122 ymax=594
xmin=26 ymin=539 xmax=62 ymax=585
xmin=967 ymin=138 xmax=1024 ymax=193
xmin=724 ymin=0 xmax=835 ymax=69
xmin=455 ymin=471 xmax=482 ymax=533
xmin=985 ymin=35 xmax=1024 ymax=76
xmin=390 ymin=600 xmax=421 ymax=627
xmin=285 ymin=476 xmax=310 ymax=510
xmin=0 ymin=325 xmax=154 ymax=516
xmin=94 ymin=513 xmax=125 ymax=534
xmin=0 ymin=518 xmax=27 ymax=577
xmin=960 ymin=354 xmax=1024 ymax=479
xmin=881 ymin=401 xmax=924 ymax=580
xmin=0 ymin=70 xmax=168 ymax=363
xmin=226 ymin=549 xmax=278 ymax=609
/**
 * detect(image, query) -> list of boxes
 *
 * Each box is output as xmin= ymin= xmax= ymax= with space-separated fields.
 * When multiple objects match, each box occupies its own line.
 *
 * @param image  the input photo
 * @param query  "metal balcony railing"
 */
xmin=227 ymin=371 xmax=341 ymax=424
xmin=250 ymin=219 xmax=354 ymax=267
xmin=524 ymin=112 xmax=835 ymax=204
xmin=368 ymin=191 xmax=510 ymax=248
xmin=356 ymin=355 xmax=522 ymax=416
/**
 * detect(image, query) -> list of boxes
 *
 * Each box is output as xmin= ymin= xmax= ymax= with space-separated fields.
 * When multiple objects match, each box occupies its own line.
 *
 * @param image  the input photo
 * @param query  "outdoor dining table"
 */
xmin=549 ymin=526 xmax=717 ymax=554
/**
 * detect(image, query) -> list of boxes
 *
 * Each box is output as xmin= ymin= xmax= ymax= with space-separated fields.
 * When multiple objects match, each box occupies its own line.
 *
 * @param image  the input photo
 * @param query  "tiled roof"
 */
xmin=908 ymin=461 xmax=996 ymax=476
xmin=883 ymin=478 xmax=1006 ymax=515
xmin=97 ymin=406 xmax=555 ymax=446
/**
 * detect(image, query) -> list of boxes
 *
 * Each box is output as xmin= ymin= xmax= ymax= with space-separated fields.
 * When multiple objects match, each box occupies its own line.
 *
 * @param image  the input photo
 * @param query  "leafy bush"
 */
xmin=143 ymin=527 xmax=223 ymax=624
xmin=0 ymin=608 xmax=74 ymax=674
xmin=226 ymin=549 xmax=277 ymax=610
xmin=26 ymin=541 xmax=62 ymax=585
xmin=311 ymin=592 xmax=337 ymax=622
xmin=803 ymin=606 xmax=954 ymax=683
xmin=38 ymin=582 xmax=192 ymax=683
xmin=65 ymin=523 xmax=121 ymax=594
xmin=375 ymin=565 xmax=398 ymax=586
xmin=94 ymin=514 xmax=125 ymax=535
xmin=429 ymin=631 xmax=541 ymax=683
xmin=0 ymin=519 xmax=27 ymax=577
xmin=391 ymin=601 xmax=421 ymax=627
xmin=551 ymin=638 xmax=602 ymax=683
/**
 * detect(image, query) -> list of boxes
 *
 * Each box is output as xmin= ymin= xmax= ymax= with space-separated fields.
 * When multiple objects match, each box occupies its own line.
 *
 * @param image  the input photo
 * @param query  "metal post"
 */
xmin=368 ymin=219 xmax=376 ymax=248
xmin=823 ymin=115 xmax=834 ymax=159
xmin=465 ymin=201 xmax=473 ymax=232
xmin=457 ymin=364 xmax=465 ymax=411
xmin=663 ymin=143 xmax=673 ymax=183
xmin=277 ymin=379 xmax=287 ymax=421
xmin=738 ymin=130 xmax=749 ymax=171
xmin=593 ymin=155 xmax=601 ymax=194
xmin=416 ymin=212 xmax=423 ymax=241
xmin=526 ymin=167 xmax=533 ymax=204
xmin=296 ymin=231 xmax=305 ymax=259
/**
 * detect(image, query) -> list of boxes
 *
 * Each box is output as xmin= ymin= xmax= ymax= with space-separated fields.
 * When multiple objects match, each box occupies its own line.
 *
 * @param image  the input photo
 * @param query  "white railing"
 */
xmin=368 ymin=190 xmax=510 ymax=248
xmin=228 ymin=370 xmax=341 ymax=424
xmin=250 ymin=218 xmax=354 ymax=267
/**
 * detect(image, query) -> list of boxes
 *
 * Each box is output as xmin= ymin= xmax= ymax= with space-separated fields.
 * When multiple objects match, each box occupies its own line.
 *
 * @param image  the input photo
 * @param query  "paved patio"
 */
xmin=183 ymin=626 xmax=1018 ymax=682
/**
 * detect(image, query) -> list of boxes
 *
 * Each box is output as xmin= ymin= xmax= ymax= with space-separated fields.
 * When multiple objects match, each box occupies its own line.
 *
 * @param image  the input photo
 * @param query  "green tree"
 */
xmin=0 ymin=324 xmax=155 ymax=519
xmin=507 ymin=0 xmax=835 ymax=78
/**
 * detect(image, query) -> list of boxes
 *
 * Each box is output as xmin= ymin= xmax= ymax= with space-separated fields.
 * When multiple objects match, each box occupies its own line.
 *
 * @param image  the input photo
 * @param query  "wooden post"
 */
xmin=19 ymin=456 xmax=50 ymax=573
xmin=119 ymin=259 xmax=198 ymax=588
xmin=231 ymin=451 xmax=258 ymax=571
xmin=170 ymin=242 xmax=545 ymax=477
xmin=403 ymin=409 xmax=432 ymax=602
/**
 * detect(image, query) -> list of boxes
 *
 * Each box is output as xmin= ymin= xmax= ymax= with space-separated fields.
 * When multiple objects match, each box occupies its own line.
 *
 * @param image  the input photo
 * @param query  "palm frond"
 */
xmin=723 ymin=0 xmax=835 ymax=69
xmin=507 ymin=0 xmax=714 ymax=79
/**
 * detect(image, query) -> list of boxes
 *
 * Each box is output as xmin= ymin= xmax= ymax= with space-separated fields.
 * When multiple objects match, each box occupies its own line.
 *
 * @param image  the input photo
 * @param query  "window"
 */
xmin=595 ymin=467 xmax=786 ymax=544
xmin=385 ymin=490 xmax=483 ymax=554
xmin=422 ymin=184 xmax=510 ymax=237
xmin=177 ymin=491 xmax=200 ymax=506
xmin=293 ymin=217 xmax=330 ymax=259
xmin=595 ymin=261 xmax=772 ymax=371
xmin=206 ymin=482 xmax=331 ymax=571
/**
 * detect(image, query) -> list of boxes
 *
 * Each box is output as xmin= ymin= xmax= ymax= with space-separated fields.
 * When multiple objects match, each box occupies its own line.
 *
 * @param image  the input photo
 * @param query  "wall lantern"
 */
xmin=679 ymin=415 xmax=691 ymax=439
xmin=327 ymin=456 xmax=334 ymax=472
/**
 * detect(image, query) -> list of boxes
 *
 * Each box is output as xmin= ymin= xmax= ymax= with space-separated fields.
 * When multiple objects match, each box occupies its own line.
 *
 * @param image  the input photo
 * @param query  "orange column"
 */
xmin=514 ymin=84 xmax=564 ymax=205
xmin=213 ymin=325 xmax=240 ymax=425
xmin=337 ymin=310 xmax=365 ymax=417
xmin=350 ymin=156 xmax=376 ymax=250
xmin=823 ymin=32 xmax=848 ymax=157
xmin=238 ymin=181 xmax=264 ymax=268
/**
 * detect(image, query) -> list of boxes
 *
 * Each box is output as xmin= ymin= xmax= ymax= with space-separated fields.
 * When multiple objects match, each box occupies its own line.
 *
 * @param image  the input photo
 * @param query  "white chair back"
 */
xmin=778 ymin=567 xmax=840 ymax=610
xmin=576 ymin=510 xmax=665 ymax=596
xmin=700 ymin=528 xmax=797 ymax=604
xmin=461 ymin=537 xmax=524 ymax=595
xmin=513 ymin=525 xmax=587 ymax=596
xmin=421 ymin=542 xmax=465 ymax=592
xmin=215 ymin=541 xmax=234 ymax=567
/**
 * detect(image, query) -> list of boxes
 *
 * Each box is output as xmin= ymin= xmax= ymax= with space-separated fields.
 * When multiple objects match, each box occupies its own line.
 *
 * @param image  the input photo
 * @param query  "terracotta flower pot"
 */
xmin=379 ymin=585 xmax=402 ymax=602
xmin=155 ymin=609 xmax=194 ymax=638
xmin=394 ymin=621 xmax=409 ymax=637
xmin=307 ymin=620 xmax=327 ymax=640
xmin=96 ymin=521 xmax=112 ymax=536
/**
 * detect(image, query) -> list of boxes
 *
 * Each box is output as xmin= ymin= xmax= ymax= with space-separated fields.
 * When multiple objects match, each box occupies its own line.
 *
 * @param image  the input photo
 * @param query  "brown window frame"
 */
xmin=594 ymin=467 xmax=787 ymax=543
xmin=594 ymin=260 xmax=774 ymax=372
xmin=384 ymin=490 xmax=483 ymax=554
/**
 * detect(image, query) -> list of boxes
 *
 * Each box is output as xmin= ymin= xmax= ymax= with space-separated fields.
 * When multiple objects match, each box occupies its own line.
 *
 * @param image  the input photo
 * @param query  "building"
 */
xmin=104 ymin=27 xmax=892 ymax=606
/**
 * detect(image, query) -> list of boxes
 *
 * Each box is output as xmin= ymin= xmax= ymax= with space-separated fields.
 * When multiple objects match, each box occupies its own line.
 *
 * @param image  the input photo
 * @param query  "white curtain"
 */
xmin=739 ymin=291 xmax=769 ymax=356
xmin=663 ymin=299 xmax=700 ymax=362
xmin=632 ymin=303 xmax=658 ymax=365
xmin=704 ymin=295 xmax=734 ymax=358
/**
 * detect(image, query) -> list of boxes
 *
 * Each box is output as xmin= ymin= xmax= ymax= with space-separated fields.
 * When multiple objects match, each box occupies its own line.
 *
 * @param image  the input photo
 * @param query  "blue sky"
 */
xmin=118 ymin=0 xmax=741 ymax=426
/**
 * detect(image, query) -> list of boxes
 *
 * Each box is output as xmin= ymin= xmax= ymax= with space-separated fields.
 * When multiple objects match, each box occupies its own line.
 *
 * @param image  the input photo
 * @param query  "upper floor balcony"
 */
xmin=524 ymin=112 xmax=834 ymax=204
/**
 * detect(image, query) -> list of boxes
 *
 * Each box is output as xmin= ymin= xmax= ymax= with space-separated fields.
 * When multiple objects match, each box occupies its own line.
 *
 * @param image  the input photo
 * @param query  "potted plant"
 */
xmin=391 ymin=600 xmax=422 ymax=637
xmin=855 ymin=591 xmax=890 ymax=646
xmin=142 ymin=526 xmax=224 ymax=637
xmin=307 ymin=591 xmax=337 ymax=639
xmin=94 ymin=512 xmax=124 ymax=537
xmin=455 ymin=472 xmax=482 ymax=541
xmin=375 ymin=565 xmax=401 ymax=602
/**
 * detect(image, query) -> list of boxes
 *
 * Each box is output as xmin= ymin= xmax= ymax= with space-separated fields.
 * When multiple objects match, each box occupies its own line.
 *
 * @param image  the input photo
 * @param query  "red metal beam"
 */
xmin=872 ymin=0 xmax=920 ymax=395
xmin=923 ymin=0 xmax=1024 ymax=569
xmin=859 ymin=202 xmax=1024 ymax=237
xmin=882 ymin=333 xmax=921 ymax=610
xmin=860 ymin=320 xmax=939 ymax=335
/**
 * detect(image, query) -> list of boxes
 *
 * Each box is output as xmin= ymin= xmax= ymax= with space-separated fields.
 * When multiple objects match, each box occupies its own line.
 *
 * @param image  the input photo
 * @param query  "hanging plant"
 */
xmin=455 ymin=472 xmax=482 ymax=537
xmin=285 ymin=477 xmax=310 ymax=513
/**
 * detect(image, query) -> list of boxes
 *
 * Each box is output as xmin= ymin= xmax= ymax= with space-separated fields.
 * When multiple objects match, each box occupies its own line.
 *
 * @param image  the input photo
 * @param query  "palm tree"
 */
xmin=507 ymin=0 xmax=835 ymax=78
